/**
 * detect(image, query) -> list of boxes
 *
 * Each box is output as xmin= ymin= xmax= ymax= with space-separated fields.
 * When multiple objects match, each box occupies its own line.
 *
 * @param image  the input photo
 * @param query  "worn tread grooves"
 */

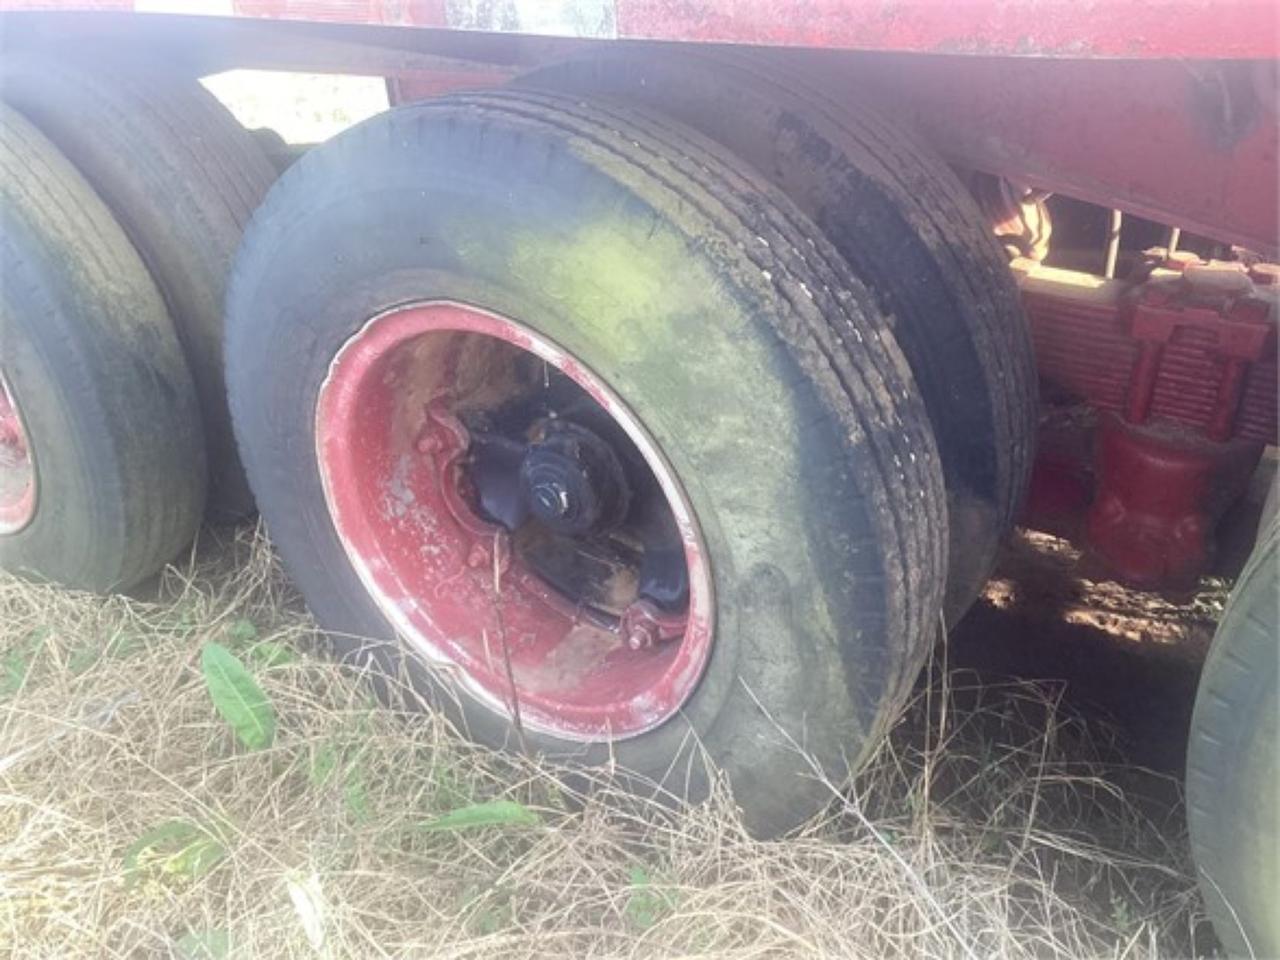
xmin=442 ymin=90 xmax=945 ymax=722
xmin=225 ymin=90 xmax=951 ymax=835
xmin=521 ymin=51 xmax=1038 ymax=617
xmin=1 ymin=56 xmax=278 ymax=516
xmin=0 ymin=106 xmax=202 ymax=587
xmin=518 ymin=91 xmax=942 ymax=717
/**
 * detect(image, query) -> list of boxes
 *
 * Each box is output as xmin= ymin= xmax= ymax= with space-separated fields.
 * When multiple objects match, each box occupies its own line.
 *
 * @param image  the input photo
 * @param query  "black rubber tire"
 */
xmin=226 ymin=90 xmax=947 ymax=836
xmin=0 ymin=105 xmax=205 ymax=591
xmin=521 ymin=50 xmax=1038 ymax=623
xmin=1186 ymin=506 xmax=1278 ymax=958
xmin=1 ymin=56 xmax=278 ymax=519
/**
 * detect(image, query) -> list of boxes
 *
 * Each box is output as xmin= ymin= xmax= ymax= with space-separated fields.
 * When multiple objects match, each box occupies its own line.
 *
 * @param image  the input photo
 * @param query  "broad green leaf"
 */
xmin=201 ymin=642 xmax=276 ymax=750
xmin=176 ymin=929 xmax=230 ymax=960
xmin=420 ymin=799 xmax=539 ymax=833
xmin=123 ymin=819 xmax=226 ymax=884
xmin=168 ymin=835 xmax=226 ymax=878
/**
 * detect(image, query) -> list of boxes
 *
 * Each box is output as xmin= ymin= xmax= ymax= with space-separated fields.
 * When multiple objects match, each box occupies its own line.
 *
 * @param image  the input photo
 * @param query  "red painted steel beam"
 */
xmin=2 ymin=0 xmax=1278 ymax=59
xmin=827 ymin=55 xmax=1279 ymax=253
xmin=616 ymin=0 xmax=1280 ymax=59
xmin=3 ymin=3 xmax=1276 ymax=247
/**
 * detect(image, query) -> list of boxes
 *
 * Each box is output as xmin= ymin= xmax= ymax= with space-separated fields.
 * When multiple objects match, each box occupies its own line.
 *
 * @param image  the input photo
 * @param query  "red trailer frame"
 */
xmin=3 ymin=0 xmax=1277 ymax=253
xmin=7 ymin=0 xmax=1277 ymax=58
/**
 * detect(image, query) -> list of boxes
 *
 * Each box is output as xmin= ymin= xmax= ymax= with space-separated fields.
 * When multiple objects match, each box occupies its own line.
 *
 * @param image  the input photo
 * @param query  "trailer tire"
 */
xmin=522 ymin=50 xmax=1038 ymax=623
xmin=226 ymin=91 xmax=947 ymax=836
xmin=1 ymin=56 xmax=277 ymax=519
xmin=0 ymin=106 xmax=205 ymax=590
xmin=1186 ymin=508 xmax=1279 ymax=958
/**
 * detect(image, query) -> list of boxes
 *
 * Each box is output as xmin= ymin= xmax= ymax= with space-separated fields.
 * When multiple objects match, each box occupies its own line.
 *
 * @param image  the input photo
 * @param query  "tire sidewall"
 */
xmin=1187 ymin=514 xmax=1279 ymax=957
xmin=518 ymin=50 xmax=1024 ymax=622
xmin=0 ymin=190 xmax=204 ymax=590
xmin=228 ymin=109 xmax=877 ymax=822
xmin=0 ymin=280 xmax=120 ymax=585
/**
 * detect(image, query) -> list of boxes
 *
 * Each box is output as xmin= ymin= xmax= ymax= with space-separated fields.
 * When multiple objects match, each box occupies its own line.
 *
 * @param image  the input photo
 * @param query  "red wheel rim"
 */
xmin=315 ymin=302 xmax=714 ymax=740
xmin=0 ymin=368 xmax=36 ymax=535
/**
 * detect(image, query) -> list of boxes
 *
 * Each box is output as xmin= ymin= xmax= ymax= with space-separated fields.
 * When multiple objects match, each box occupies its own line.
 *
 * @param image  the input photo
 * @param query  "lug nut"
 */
xmin=417 ymin=433 xmax=443 ymax=454
xmin=626 ymin=621 xmax=659 ymax=651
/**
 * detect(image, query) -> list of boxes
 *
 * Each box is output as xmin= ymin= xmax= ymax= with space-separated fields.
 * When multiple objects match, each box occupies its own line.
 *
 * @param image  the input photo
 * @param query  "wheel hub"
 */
xmin=517 ymin=420 xmax=630 ymax=535
xmin=314 ymin=302 xmax=713 ymax=740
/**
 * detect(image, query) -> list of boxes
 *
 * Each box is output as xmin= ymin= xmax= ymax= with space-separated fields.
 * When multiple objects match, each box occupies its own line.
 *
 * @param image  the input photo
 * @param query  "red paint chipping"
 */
xmin=314 ymin=302 xmax=713 ymax=740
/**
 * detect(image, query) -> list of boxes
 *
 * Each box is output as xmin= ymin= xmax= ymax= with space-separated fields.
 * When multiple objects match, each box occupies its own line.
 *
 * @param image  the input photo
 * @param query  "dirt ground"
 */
xmin=956 ymin=446 xmax=1272 ymax=781
xmin=954 ymin=530 xmax=1220 ymax=778
xmin=941 ymin=504 xmax=1271 ymax=959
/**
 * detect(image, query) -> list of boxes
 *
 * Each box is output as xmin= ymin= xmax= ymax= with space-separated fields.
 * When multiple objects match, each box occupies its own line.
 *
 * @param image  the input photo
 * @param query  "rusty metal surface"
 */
xmin=2 ymin=0 xmax=1278 ymax=58
xmin=1018 ymin=260 xmax=1278 ymax=445
xmin=1018 ymin=258 xmax=1276 ymax=589
xmin=314 ymin=301 xmax=714 ymax=741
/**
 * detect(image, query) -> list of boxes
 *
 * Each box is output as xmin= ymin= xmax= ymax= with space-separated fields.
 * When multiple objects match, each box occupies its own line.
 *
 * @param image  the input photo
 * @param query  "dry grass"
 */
xmin=0 ymin=527 xmax=1209 ymax=958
